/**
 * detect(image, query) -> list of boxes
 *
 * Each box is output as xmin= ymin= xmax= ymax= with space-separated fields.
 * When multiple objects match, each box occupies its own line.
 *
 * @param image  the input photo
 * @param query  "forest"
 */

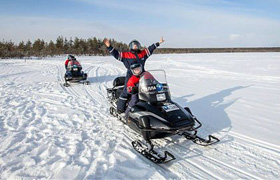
xmin=1 ymin=36 xmax=279 ymax=58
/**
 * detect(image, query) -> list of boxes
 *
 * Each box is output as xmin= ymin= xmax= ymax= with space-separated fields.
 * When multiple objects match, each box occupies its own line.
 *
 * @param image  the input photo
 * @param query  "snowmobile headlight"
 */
xmin=73 ymin=68 xmax=78 ymax=71
xmin=156 ymin=83 xmax=163 ymax=91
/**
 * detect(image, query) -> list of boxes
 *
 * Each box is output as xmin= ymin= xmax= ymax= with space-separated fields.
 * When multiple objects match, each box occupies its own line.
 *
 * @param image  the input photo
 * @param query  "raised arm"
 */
xmin=103 ymin=38 xmax=123 ymax=61
xmin=141 ymin=37 xmax=165 ymax=58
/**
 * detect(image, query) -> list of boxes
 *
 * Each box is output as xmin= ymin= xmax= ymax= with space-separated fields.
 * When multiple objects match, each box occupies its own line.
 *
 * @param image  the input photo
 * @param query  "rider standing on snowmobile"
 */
xmin=104 ymin=37 xmax=165 ymax=113
xmin=125 ymin=63 xmax=143 ymax=117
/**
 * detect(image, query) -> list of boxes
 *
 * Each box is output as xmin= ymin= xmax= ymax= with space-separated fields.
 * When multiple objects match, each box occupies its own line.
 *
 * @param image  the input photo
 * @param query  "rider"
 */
xmin=65 ymin=55 xmax=76 ymax=70
xmin=125 ymin=63 xmax=143 ymax=117
xmin=104 ymin=37 xmax=165 ymax=113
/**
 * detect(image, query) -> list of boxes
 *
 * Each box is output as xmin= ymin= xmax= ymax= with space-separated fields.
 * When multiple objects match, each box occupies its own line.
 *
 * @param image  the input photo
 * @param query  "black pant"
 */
xmin=117 ymin=73 xmax=131 ymax=113
xmin=125 ymin=94 xmax=138 ymax=117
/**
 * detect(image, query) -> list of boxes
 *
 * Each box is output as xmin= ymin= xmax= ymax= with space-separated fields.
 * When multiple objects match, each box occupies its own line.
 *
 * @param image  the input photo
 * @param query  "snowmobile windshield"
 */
xmin=67 ymin=60 xmax=82 ymax=72
xmin=67 ymin=60 xmax=82 ymax=69
xmin=69 ymin=60 xmax=81 ymax=67
xmin=139 ymin=70 xmax=171 ymax=103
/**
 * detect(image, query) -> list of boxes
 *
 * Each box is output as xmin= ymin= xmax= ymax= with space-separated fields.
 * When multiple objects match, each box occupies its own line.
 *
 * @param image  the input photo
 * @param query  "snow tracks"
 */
xmin=1 ymin=56 xmax=280 ymax=179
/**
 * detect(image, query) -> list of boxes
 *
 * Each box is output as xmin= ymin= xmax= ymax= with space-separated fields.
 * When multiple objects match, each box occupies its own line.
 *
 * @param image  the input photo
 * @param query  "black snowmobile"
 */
xmin=64 ymin=59 xmax=90 ymax=87
xmin=106 ymin=70 xmax=219 ymax=163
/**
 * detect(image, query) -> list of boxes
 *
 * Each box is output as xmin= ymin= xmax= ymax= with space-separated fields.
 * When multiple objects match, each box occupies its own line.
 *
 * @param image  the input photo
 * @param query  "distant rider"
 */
xmin=65 ymin=55 xmax=76 ymax=70
xmin=104 ymin=37 xmax=165 ymax=113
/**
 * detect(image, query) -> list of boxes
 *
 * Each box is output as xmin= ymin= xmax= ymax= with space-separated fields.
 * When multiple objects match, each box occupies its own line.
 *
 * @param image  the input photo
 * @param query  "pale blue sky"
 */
xmin=0 ymin=0 xmax=280 ymax=47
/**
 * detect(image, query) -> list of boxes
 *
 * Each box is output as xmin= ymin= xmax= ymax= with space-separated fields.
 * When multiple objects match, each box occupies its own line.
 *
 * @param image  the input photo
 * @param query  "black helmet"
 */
xmin=129 ymin=40 xmax=141 ymax=51
xmin=68 ymin=55 xmax=76 ymax=60
xmin=130 ymin=63 xmax=143 ymax=76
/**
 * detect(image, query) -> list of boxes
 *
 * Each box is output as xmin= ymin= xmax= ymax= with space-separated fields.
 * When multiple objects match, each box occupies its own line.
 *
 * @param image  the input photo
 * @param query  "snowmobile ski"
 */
xmin=181 ymin=131 xmax=220 ymax=146
xmin=132 ymin=140 xmax=175 ymax=163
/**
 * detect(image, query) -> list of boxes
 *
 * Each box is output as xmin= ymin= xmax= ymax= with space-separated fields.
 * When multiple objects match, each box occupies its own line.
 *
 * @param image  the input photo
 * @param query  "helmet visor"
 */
xmin=129 ymin=41 xmax=141 ymax=50
xmin=130 ymin=64 xmax=142 ymax=76
xmin=132 ymin=66 xmax=142 ymax=76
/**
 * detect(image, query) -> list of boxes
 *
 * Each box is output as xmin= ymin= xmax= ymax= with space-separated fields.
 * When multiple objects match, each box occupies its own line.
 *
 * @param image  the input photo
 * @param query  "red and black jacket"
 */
xmin=107 ymin=42 xmax=160 ymax=77
xmin=127 ymin=75 xmax=140 ymax=94
xmin=65 ymin=59 xmax=70 ymax=69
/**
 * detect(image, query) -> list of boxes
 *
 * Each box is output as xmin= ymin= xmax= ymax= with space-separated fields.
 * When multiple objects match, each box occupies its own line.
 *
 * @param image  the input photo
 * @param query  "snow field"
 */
xmin=0 ymin=53 xmax=280 ymax=179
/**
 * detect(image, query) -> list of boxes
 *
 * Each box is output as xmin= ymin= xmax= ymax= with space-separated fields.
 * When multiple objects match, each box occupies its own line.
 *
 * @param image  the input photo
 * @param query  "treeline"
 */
xmin=155 ymin=47 xmax=280 ymax=54
xmin=0 ymin=36 xmax=129 ymax=58
xmin=1 ymin=36 xmax=280 ymax=59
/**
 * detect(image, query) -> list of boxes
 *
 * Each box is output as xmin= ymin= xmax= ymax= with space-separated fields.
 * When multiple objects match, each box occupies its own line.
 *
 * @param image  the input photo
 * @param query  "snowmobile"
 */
xmin=106 ymin=70 xmax=219 ymax=163
xmin=63 ymin=60 xmax=90 ymax=87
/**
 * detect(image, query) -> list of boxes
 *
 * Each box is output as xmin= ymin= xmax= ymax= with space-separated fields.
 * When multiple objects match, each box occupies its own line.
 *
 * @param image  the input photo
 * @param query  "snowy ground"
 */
xmin=0 ymin=53 xmax=280 ymax=179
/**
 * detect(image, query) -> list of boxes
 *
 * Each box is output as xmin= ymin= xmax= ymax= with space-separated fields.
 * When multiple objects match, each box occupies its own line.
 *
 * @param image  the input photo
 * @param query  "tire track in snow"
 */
xmin=25 ymin=63 xmax=117 ymax=179
xmin=111 ymin=119 xmax=276 ymax=179
xmin=54 ymin=59 xmax=280 ymax=179
xmin=0 ymin=62 xmax=76 ymax=179
xmin=56 ymin=64 xmax=72 ymax=95
xmin=82 ymin=65 xmax=103 ymax=105
xmin=164 ymin=141 xmax=260 ymax=179
xmin=159 ymin=132 xmax=280 ymax=179
xmin=2 ymin=56 xmax=279 ymax=179
xmin=229 ymin=131 xmax=280 ymax=156
xmin=57 ymin=64 xmax=100 ymax=107
xmin=152 ymin=138 xmax=225 ymax=179
xmin=52 ymin=63 xmax=126 ymax=179
xmin=1 ymin=61 xmax=110 ymax=178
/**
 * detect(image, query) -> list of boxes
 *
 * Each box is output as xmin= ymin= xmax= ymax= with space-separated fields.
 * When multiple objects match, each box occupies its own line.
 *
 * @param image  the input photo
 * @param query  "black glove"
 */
xmin=130 ymin=86 xmax=138 ymax=94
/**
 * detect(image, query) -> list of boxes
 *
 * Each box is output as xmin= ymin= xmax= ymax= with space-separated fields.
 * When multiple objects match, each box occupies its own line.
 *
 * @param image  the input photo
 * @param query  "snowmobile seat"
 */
xmin=113 ymin=76 xmax=126 ymax=87
xmin=107 ymin=76 xmax=125 ymax=100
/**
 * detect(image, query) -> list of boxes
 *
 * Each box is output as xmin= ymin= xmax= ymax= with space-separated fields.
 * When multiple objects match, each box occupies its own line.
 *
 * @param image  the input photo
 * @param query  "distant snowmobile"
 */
xmin=63 ymin=59 xmax=90 ymax=87
xmin=107 ymin=70 xmax=219 ymax=163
